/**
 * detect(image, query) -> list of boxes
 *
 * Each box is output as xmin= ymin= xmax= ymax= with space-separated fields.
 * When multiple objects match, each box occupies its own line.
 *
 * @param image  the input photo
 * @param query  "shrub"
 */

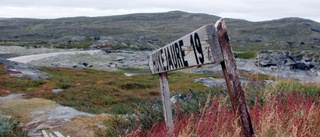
xmin=120 ymin=82 xmax=152 ymax=90
xmin=0 ymin=116 xmax=26 ymax=137
xmin=108 ymin=103 xmax=136 ymax=114
xmin=57 ymin=82 xmax=74 ymax=89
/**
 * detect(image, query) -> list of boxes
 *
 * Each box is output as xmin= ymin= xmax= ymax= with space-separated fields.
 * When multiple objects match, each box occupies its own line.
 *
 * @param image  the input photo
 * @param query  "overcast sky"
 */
xmin=0 ymin=0 xmax=319 ymax=22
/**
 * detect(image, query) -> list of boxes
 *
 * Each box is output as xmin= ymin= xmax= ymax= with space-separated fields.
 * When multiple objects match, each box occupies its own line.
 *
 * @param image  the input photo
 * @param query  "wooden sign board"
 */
xmin=148 ymin=24 xmax=223 ymax=74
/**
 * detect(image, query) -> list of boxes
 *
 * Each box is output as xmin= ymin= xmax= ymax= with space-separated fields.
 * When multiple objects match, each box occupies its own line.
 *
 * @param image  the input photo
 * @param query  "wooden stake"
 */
xmin=159 ymin=72 xmax=174 ymax=134
xmin=216 ymin=19 xmax=254 ymax=137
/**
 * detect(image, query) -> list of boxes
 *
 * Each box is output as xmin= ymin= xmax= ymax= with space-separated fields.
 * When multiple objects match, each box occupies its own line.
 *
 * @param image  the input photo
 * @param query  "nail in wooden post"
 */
xmin=216 ymin=19 xmax=254 ymax=137
xmin=159 ymin=72 xmax=174 ymax=134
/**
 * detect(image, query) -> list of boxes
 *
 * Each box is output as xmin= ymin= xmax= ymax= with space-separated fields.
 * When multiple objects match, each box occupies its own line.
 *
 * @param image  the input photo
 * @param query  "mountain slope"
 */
xmin=0 ymin=11 xmax=319 ymax=50
xmin=227 ymin=17 xmax=320 ymax=48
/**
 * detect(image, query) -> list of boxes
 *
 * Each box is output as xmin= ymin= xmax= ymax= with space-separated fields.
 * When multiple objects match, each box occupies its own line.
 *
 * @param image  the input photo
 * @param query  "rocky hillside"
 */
xmin=0 ymin=11 xmax=320 ymax=50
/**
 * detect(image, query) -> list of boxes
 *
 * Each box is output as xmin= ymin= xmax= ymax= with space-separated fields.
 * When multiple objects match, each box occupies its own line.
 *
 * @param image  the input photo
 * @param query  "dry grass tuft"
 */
xmin=53 ymin=114 xmax=114 ymax=137
xmin=0 ymin=98 xmax=56 ymax=122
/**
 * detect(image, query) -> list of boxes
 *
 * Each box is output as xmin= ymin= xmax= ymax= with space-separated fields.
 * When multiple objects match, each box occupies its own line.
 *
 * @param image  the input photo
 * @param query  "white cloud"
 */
xmin=0 ymin=0 xmax=319 ymax=22
xmin=0 ymin=6 xmax=170 ymax=19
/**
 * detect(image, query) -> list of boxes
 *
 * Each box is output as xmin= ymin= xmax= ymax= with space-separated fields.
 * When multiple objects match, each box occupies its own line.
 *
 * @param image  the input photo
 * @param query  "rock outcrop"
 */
xmin=257 ymin=51 xmax=320 ymax=75
xmin=0 ymin=60 xmax=48 ymax=80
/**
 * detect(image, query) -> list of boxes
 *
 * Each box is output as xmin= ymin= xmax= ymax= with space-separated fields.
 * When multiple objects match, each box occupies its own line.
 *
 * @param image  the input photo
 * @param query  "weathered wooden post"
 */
xmin=216 ymin=19 xmax=254 ymax=137
xmin=159 ymin=72 xmax=174 ymax=133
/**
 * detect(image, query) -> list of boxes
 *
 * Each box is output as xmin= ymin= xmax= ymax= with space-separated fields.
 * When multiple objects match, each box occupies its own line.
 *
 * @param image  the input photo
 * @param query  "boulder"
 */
xmin=303 ymin=56 xmax=313 ymax=62
xmin=194 ymin=77 xmax=250 ymax=88
xmin=0 ymin=93 xmax=25 ymax=100
xmin=26 ymin=104 xmax=94 ymax=134
xmin=115 ymin=56 xmax=125 ymax=61
xmin=170 ymin=94 xmax=191 ymax=104
xmin=52 ymin=89 xmax=64 ymax=93
xmin=70 ymin=36 xmax=86 ymax=42
xmin=290 ymin=63 xmax=310 ymax=70
xmin=82 ymin=62 xmax=88 ymax=67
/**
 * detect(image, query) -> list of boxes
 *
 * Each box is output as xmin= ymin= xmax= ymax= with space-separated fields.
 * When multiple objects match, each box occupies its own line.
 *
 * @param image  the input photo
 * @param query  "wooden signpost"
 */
xmin=148 ymin=23 xmax=223 ymax=74
xmin=148 ymin=19 xmax=254 ymax=136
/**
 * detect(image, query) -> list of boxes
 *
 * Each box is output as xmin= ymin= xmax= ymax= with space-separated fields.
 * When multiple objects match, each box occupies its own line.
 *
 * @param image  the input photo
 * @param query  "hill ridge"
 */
xmin=0 ymin=11 xmax=319 ymax=50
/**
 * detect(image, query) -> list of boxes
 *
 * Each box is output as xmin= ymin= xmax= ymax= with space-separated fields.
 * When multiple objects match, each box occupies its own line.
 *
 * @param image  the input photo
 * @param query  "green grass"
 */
xmin=234 ymin=51 xmax=257 ymax=59
xmin=42 ymin=68 xmax=217 ymax=114
xmin=0 ymin=41 xmax=50 ymax=47
xmin=239 ymin=70 xmax=276 ymax=81
xmin=0 ymin=64 xmax=47 ymax=95
xmin=0 ymin=78 xmax=45 ymax=92
xmin=232 ymin=43 xmax=318 ymax=52
xmin=0 ymin=63 xmax=278 ymax=115
xmin=275 ymin=80 xmax=320 ymax=97
xmin=54 ymin=37 xmax=94 ymax=49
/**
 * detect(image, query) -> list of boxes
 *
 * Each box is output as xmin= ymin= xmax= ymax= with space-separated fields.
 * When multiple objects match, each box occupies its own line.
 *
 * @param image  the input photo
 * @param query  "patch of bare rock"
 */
xmin=26 ymin=104 xmax=94 ymax=136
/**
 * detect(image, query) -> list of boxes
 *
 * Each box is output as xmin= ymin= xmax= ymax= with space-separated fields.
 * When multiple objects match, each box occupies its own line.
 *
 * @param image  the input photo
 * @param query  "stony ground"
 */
xmin=28 ymin=50 xmax=150 ymax=71
xmin=2 ymin=46 xmax=319 ymax=82
xmin=186 ymin=58 xmax=320 ymax=83
xmin=1 ymin=46 xmax=150 ymax=70
xmin=0 ymin=95 xmax=112 ymax=136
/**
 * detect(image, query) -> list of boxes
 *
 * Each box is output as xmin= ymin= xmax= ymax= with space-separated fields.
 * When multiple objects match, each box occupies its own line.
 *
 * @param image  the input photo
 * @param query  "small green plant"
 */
xmin=108 ymin=103 xmax=136 ymax=114
xmin=57 ymin=82 xmax=74 ymax=89
xmin=120 ymin=82 xmax=152 ymax=90
xmin=234 ymin=51 xmax=257 ymax=59
xmin=0 ymin=116 xmax=26 ymax=137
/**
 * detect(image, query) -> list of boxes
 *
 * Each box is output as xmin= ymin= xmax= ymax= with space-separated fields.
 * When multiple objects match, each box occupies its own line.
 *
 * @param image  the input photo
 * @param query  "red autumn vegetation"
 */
xmin=128 ymin=90 xmax=320 ymax=136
